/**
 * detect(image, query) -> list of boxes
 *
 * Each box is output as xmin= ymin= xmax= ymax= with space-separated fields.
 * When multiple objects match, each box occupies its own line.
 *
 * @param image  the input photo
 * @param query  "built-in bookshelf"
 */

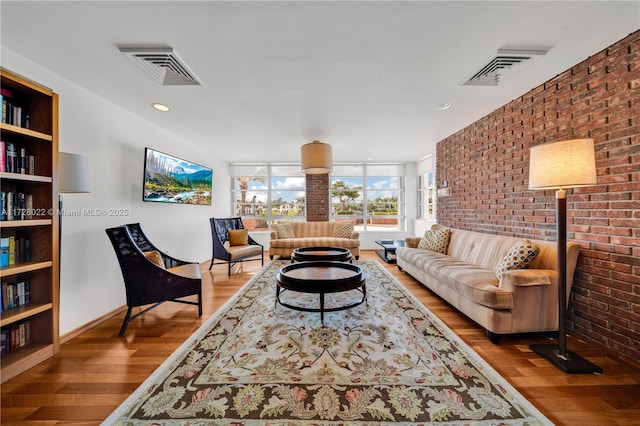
xmin=0 ymin=68 xmax=59 ymax=383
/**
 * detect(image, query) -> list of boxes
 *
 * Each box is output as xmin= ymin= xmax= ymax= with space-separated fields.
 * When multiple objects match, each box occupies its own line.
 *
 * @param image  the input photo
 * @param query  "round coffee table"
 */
xmin=275 ymin=261 xmax=366 ymax=325
xmin=291 ymin=246 xmax=352 ymax=263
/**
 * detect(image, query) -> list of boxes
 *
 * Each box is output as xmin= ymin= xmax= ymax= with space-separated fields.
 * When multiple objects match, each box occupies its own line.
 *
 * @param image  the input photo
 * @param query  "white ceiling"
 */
xmin=2 ymin=1 xmax=638 ymax=164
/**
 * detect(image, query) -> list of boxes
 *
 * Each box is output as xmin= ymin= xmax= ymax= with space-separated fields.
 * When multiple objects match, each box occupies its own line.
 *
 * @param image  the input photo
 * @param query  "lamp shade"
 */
xmin=59 ymin=152 xmax=91 ymax=193
xmin=301 ymin=140 xmax=332 ymax=174
xmin=528 ymin=139 xmax=597 ymax=190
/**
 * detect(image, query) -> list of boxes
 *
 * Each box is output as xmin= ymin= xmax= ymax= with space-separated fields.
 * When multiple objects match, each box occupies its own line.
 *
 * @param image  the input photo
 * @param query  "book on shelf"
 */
xmin=1 ymin=191 xmax=33 ymax=221
xmin=2 ymin=320 xmax=32 ymax=355
xmin=0 ymin=140 xmax=5 ymax=172
xmin=5 ymin=142 xmax=16 ymax=173
xmin=0 ymin=237 xmax=9 ymax=267
xmin=2 ymin=142 xmax=36 ymax=175
xmin=19 ymin=148 xmax=26 ymax=174
xmin=0 ymin=237 xmax=30 ymax=268
xmin=1 ymin=281 xmax=31 ymax=311
xmin=0 ymin=192 xmax=5 ymax=220
xmin=8 ymin=236 xmax=15 ymax=266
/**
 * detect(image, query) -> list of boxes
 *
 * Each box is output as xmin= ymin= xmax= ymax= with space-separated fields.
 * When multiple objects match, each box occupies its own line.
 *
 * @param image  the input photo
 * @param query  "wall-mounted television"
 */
xmin=143 ymin=148 xmax=212 ymax=205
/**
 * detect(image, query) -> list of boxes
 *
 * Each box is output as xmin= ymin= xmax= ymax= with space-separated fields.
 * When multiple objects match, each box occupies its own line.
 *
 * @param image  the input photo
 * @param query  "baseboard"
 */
xmin=60 ymin=305 xmax=127 ymax=344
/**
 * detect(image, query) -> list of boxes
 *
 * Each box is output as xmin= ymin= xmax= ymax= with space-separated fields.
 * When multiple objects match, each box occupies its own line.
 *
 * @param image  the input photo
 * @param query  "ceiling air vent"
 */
xmin=118 ymin=46 xmax=203 ymax=86
xmin=461 ymin=48 xmax=548 ymax=86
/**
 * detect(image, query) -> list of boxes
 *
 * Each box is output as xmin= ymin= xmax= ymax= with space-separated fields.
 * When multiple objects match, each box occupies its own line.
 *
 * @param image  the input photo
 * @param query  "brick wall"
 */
xmin=306 ymin=173 xmax=330 ymax=221
xmin=436 ymin=31 xmax=639 ymax=361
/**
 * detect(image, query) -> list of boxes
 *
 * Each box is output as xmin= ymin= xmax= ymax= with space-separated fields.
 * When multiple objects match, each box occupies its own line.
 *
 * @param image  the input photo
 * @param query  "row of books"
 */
xmin=1 ymin=280 xmax=31 ymax=312
xmin=0 ymin=320 xmax=32 ymax=357
xmin=1 ymin=191 xmax=34 ymax=221
xmin=1 ymin=141 xmax=36 ymax=175
xmin=1 ymin=88 xmax=30 ymax=129
xmin=0 ymin=236 xmax=31 ymax=267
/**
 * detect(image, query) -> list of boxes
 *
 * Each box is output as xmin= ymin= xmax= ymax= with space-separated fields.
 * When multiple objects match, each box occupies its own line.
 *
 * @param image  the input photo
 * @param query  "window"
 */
xmin=231 ymin=164 xmax=306 ymax=231
xmin=331 ymin=164 xmax=404 ymax=232
xmin=231 ymin=163 xmax=405 ymax=232
xmin=418 ymin=171 xmax=435 ymax=220
xmin=270 ymin=165 xmax=306 ymax=222
xmin=231 ymin=164 xmax=269 ymax=231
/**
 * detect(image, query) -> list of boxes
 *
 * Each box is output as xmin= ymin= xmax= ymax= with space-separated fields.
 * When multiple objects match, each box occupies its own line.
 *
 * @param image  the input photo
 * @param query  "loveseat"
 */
xmin=269 ymin=221 xmax=360 ymax=260
xmin=396 ymin=225 xmax=580 ymax=343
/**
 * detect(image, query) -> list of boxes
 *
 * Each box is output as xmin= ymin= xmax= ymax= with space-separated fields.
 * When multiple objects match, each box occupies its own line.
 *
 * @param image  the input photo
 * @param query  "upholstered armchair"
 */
xmin=209 ymin=217 xmax=264 ymax=275
xmin=105 ymin=224 xmax=202 ymax=336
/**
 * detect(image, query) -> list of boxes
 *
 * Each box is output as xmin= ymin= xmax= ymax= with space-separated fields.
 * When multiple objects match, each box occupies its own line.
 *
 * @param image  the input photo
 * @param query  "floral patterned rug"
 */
xmin=104 ymin=260 xmax=552 ymax=425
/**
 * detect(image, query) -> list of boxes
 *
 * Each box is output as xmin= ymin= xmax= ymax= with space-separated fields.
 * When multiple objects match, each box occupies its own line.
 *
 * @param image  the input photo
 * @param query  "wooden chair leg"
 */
xmin=119 ymin=307 xmax=133 ymax=337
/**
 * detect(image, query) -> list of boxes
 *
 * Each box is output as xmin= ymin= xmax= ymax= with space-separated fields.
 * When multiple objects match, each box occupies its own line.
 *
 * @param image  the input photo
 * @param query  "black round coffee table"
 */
xmin=275 ymin=261 xmax=366 ymax=325
xmin=291 ymin=246 xmax=353 ymax=263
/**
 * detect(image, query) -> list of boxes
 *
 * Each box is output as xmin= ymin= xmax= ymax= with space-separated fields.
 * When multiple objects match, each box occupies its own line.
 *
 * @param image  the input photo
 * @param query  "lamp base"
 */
xmin=530 ymin=344 xmax=603 ymax=374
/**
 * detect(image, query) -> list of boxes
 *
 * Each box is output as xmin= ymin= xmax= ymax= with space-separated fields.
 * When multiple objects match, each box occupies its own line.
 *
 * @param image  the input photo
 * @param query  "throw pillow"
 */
xmin=274 ymin=223 xmax=295 ymax=239
xmin=228 ymin=229 xmax=249 ymax=246
xmin=143 ymin=250 xmax=165 ymax=268
xmin=333 ymin=222 xmax=354 ymax=238
xmin=426 ymin=228 xmax=450 ymax=254
xmin=496 ymin=240 xmax=540 ymax=279
xmin=417 ymin=230 xmax=433 ymax=249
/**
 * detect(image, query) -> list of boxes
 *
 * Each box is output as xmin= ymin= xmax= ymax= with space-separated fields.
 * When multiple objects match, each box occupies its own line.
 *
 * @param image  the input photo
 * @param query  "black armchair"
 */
xmin=208 ymin=217 xmax=264 ymax=275
xmin=105 ymin=224 xmax=202 ymax=336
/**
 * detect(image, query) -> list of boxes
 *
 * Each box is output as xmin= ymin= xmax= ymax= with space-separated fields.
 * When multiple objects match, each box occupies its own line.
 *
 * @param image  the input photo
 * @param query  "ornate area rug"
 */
xmin=104 ymin=260 xmax=552 ymax=425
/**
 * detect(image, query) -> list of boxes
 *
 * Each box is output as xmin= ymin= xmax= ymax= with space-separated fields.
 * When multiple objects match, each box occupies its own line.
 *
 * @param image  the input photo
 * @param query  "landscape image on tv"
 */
xmin=143 ymin=148 xmax=212 ymax=205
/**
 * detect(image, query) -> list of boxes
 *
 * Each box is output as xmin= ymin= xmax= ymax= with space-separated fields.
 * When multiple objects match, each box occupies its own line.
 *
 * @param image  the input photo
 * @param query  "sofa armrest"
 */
xmin=270 ymin=231 xmax=278 ymax=240
xmin=499 ymin=269 xmax=554 ymax=289
xmin=350 ymin=231 xmax=360 ymax=239
xmin=405 ymin=237 xmax=421 ymax=248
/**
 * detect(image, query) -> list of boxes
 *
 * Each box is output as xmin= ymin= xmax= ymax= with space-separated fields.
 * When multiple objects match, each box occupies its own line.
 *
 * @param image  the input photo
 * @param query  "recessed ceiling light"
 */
xmin=436 ymin=102 xmax=452 ymax=111
xmin=152 ymin=103 xmax=170 ymax=112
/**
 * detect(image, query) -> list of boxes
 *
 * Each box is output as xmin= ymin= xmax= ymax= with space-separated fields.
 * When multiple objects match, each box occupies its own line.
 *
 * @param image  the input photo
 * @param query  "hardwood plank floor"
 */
xmin=2 ymin=251 xmax=640 ymax=425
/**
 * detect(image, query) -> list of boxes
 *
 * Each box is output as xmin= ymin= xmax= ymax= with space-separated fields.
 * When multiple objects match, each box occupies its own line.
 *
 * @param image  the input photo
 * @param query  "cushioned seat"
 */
xmin=397 ymin=225 xmax=579 ymax=342
xmin=105 ymin=223 xmax=202 ymax=336
xmin=209 ymin=217 xmax=264 ymax=275
xmin=269 ymin=221 xmax=360 ymax=260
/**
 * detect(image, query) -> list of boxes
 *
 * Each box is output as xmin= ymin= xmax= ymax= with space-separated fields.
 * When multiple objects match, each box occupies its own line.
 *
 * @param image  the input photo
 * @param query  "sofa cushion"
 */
xmin=226 ymin=244 xmax=263 ymax=260
xmin=396 ymin=248 xmax=513 ymax=309
xmin=274 ymin=223 xmax=295 ymax=239
xmin=270 ymin=237 xmax=359 ymax=249
xmin=496 ymin=240 xmax=540 ymax=279
xmin=228 ymin=229 xmax=249 ymax=246
xmin=290 ymin=221 xmax=333 ymax=238
xmin=333 ymin=222 xmax=353 ymax=238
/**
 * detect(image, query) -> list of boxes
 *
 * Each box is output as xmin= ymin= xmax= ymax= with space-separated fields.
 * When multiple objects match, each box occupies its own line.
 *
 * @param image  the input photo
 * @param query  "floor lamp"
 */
xmin=528 ymin=139 xmax=602 ymax=374
xmin=58 ymin=152 xmax=91 ymax=289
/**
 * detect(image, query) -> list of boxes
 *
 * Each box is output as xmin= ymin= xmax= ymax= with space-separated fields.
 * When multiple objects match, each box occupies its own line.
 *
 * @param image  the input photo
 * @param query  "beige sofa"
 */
xmin=269 ymin=221 xmax=360 ymax=260
xmin=396 ymin=225 xmax=580 ymax=343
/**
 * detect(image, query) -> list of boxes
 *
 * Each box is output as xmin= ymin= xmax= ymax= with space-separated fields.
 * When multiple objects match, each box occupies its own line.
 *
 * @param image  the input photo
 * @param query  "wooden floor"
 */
xmin=2 ymin=251 xmax=640 ymax=425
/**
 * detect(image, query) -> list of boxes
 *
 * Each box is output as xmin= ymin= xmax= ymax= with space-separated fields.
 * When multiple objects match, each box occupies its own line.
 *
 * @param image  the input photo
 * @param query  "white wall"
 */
xmin=2 ymin=48 xmax=230 ymax=336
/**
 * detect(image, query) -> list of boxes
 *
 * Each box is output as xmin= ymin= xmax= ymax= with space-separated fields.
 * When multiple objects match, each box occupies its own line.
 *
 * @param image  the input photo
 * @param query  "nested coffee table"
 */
xmin=275 ymin=261 xmax=366 ymax=325
xmin=291 ymin=246 xmax=352 ymax=263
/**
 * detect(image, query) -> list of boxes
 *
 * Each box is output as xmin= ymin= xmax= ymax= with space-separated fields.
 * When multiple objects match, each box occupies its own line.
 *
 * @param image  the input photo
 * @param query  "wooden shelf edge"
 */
xmin=0 ymin=122 xmax=53 ymax=141
xmin=0 ymin=302 xmax=53 ymax=327
xmin=0 ymin=172 xmax=53 ymax=183
xmin=0 ymin=219 xmax=53 ymax=228
xmin=0 ymin=261 xmax=53 ymax=277
xmin=0 ymin=343 xmax=54 ymax=383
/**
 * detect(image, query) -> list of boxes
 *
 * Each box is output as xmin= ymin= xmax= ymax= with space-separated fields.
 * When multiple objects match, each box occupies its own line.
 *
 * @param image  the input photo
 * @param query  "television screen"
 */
xmin=143 ymin=148 xmax=212 ymax=205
